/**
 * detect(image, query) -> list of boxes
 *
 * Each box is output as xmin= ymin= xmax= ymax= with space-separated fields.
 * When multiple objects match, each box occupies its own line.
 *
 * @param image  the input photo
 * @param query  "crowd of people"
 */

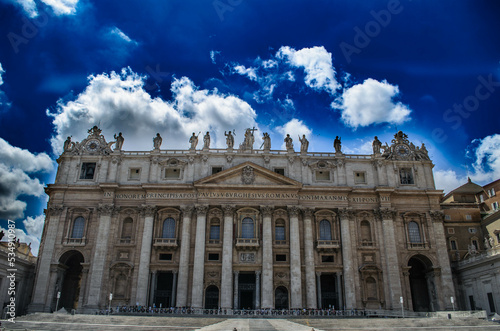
xmin=96 ymin=305 xmax=367 ymax=317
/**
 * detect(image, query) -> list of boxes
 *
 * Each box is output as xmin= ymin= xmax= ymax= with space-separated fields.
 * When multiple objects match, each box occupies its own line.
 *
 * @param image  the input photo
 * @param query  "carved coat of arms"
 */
xmin=241 ymin=165 xmax=255 ymax=184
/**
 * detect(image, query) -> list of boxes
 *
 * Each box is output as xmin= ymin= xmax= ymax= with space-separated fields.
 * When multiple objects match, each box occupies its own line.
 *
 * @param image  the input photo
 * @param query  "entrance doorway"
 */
xmin=238 ymin=273 xmax=256 ymax=309
xmin=155 ymin=272 xmax=173 ymax=307
xmin=408 ymin=256 xmax=432 ymax=312
xmin=320 ymin=273 xmax=338 ymax=309
xmin=58 ymin=250 xmax=84 ymax=311
xmin=274 ymin=286 xmax=289 ymax=309
xmin=205 ymin=285 xmax=219 ymax=309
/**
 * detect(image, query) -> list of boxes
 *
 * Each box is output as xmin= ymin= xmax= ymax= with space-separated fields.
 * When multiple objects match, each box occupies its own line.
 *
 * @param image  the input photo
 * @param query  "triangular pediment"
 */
xmin=194 ymin=161 xmax=302 ymax=188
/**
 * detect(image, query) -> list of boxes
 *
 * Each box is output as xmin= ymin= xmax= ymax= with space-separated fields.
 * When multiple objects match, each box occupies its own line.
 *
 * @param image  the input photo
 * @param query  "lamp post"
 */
xmin=108 ymin=293 xmax=113 ymax=315
xmin=451 ymin=296 xmax=455 ymax=311
xmin=55 ymin=291 xmax=61 ymax=312
xmin=400 ymin=296 xmax=404 ymax=318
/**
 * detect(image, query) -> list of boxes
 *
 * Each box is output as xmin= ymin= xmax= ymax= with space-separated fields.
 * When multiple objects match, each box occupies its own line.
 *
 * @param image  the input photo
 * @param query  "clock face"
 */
xmin=396 ymin=144 xmax=410 ymax=157
xmin=86 ymin=139 xmax=100 ymax=152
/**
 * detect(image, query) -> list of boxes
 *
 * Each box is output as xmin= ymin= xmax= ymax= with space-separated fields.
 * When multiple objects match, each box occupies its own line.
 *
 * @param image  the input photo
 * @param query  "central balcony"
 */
xmin=316 ymin=239 xmax=340 ymax=251
xmin=235 ymin=238 xmax=260 ymax=250
xmin=153 ymin=238 xmax=178 ymax=250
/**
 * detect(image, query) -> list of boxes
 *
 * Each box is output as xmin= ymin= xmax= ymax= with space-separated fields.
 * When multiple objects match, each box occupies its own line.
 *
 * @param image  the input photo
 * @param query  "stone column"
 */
xmin=376 ymin=208 xmax=403 ymax=310
xmin=316 ymin=272 xmax=322 ymax=309
xmin=176 ymin=206 xmax=194 ymax=307
xmin=233 ymin=271 xmax=239 ymax=309
xmin=171 ymin=271 xmax=178 ymax=307
xmin=29 ymin=205 xmax=64 ymax=312
xmin=303 ymin=208 xmax=317 ymax=308
xmin=430 ymin=211 xmax=455 ymax=310
xmin=339 ymin=208 xmax=356 ymax=309
xmin=288 ymin=206 xmax=302 ymax=308
xmin=260 ymin=205 xmax=274 ymax=309
xmin=135 ymin=205 xmax=156 ymax=306
xmin=149 ymin=271 xmax=157 ymax=306
xmin=220 ymin=205 xmax=235 ymax=309
xmin=77 ymin=266 xmax=90 ymax=310
xmin=191 ymin=205 xmax=208 ymax=308
xmin=337 ymin=272 xmax=343 ymax=310
xmin=86 ymin=204 xmax=114 ymax=308
xmin=255 ymin=271 xmax=261 ymax=309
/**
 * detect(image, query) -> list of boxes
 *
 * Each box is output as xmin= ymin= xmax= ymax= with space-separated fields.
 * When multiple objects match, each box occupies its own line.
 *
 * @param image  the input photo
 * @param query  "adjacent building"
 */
xmin=29 ymin=127 xmax=455 ymax=313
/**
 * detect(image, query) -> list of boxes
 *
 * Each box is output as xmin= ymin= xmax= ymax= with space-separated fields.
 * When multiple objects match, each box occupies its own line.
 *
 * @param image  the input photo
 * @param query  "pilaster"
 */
xmin=135 ymin=205 xmax=156 ymax=306
xmin=288 ymin=205 xmax=302 ymax=308
xmin=220 ymin=205 xmax=235 ymax=309
xmin=303 ymin=208 xmax=317 ymax=308
xmin=176 ymin=206 xmax=194 ymax=307
xmin=191 ymin=205 xmax=208 ymax=308
xmin=261 ymin=205 xmax=274 ymax=309
xmin=339 ymin=208 xmax=356 ymax=309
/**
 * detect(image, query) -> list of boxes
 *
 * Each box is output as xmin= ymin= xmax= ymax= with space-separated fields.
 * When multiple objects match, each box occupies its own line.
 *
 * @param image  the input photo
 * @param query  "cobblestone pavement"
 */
xmin=1 ymin=313 xmax=500 ymax=331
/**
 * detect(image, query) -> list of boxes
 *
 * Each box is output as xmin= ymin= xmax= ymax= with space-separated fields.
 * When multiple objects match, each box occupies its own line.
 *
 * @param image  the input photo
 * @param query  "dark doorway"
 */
xmin=320 ymin=273 xmax=338 ymax=309
xmin=59 ymin=251 xmax=84 ymax=311
xmin=205 ymin=285 xmax=219 ymax=309
xmin=155 ymin=272 xmax=173 ymax=307
xmin=238 ymin=273 xmax=256 ymax=309
xmin=275 ymin=286 xmax=289 ymax=309
xmin=408 ymin=257 xmax=431 ymax=312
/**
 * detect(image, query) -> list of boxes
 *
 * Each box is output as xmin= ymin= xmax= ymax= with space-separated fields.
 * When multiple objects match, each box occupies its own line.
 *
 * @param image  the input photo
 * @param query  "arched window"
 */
xmin=162 ymin=218 xmax=176 ymax=238
xmin=121 ymin=217 xmax=133 ymax=239
xmin=319 ymin=219 xmax=332 ymax=240
xmin=209 ymin=218 xmax=220 ymax=240
xmin=408 ymin=221 xmax=422 ymax=243
xmin=360 ymin=220 xmax=372 ymax=242
xmin=275 ymin=219 xmax=285 ymax=241
xmin=71 ymin=217 xmax=85 ymax=239
xmin=241 ymin=217 xmax=254 ymax=239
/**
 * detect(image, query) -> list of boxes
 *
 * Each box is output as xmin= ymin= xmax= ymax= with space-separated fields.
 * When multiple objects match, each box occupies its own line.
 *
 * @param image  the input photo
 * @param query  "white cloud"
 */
xmin=0 ymin=138 xmax=54 ymax=172
xmin=0 ymin=216 xmax=43 ymax=256
xmin=40 ymin=0 xmax=79 ymax=15
xmin=210 ymin=50 xmax=220 ymax=64
xmin=276 ymin=46 xmax=340 ymax=94
xmin=334 ymin=78 xmax=411 ymax=129
xmin=233 ymin=65 xmax=258 ymax=81
xmin=342 ymin=140 xmax=372 ymax=155
xmin=0 ymin=164 xmax=45 ymax=220
xmin=109 ymin=27 xmax=137 ymax=45
xmin=10 ymin=0 xmax=38 ymax=17
xmin=470 ymin=134 xmax=500 ymax=183
xmin=23 ymin=214 xmax=44 ymax=238
xmin=48 ymin=68 xmax=260 ymax=154
xmin=275 ymin=118 xmax=312 ymax=150
xmin=0 ymin=62 xmax=4 ymax=85
xmin=433 ymin=169 xmax=468 ymax=195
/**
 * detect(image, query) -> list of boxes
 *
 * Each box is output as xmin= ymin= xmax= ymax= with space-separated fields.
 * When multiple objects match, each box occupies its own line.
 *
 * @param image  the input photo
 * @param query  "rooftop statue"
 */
xmin=190 ymin=132 xmax=200 ymax=150
xmin=203 ymin=131 xmax=211 ymax=149
xmin=299 ymin=134 xmax=309 ymax=153
xmin=334 ymin=136 xmax=342 ymax=153
xmin=224 ymin=130 xmax=235 ymax=149
xmin=114 ymin=132 xmax=124 ymax=151
xmin=153 ymin=133 xmax=162 ymax=150
xmin=284 ymin=134 xmax=294 ymax=151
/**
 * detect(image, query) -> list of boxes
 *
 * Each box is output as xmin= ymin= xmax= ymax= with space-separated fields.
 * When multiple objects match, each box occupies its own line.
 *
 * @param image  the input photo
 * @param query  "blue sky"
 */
xmin=1 ymin=0 xmax=499 ymax=255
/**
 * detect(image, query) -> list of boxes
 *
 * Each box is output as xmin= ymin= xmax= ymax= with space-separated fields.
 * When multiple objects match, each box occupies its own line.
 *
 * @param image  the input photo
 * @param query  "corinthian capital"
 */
xmin=140 ymin=205 xmax=157 ymax=217
xmin=374 ymin=208 xmax=396 ymax=220
xmin=180 ymin=205 xmax=194 ymax=217
xmin=48 ymin=204 xmax=64 ymax=216
xmin=429 ymin=210 xmax=445 ymax=222
xmin=338 ymin=208 xmax=354 ymax=220
xmin=97 ymin=204 xmax=115 ymax=216
xmin=222 ymin=205 xmax=236 ymax=217
xmin=260 ymin=205 xmax=274 ymax=217
xmin=287 ymin=206 xmax=300 ymax=217
xmin=303 ymin=208 xmax=314 ymax=218
xmin=195 ymin=205 xmax=208 ymax=215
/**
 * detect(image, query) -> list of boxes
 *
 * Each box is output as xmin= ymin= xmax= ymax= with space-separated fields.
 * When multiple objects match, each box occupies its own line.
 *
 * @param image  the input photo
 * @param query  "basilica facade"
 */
xmin=29 ymin=127 xmax=455 ymax=313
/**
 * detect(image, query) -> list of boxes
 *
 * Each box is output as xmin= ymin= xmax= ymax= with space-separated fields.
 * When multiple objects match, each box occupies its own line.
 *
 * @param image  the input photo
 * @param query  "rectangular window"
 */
xmin=275 ymin=226 xmax=285 ymax=241
xmin=209 ymin=225 xmax=220 ymax=240
xmin=315 ymin=170 xmax=330 ymax=181
xmin=466 ymin=215 xmax=472 ymax=220
xmin=400 ymin=168 xmax=414 ymax=185
xmin=490 ymin=188 xmax=496 ymax=197
xmin=472 ymin=240 xmax=478 ymax=250
xmin=212 ymin=167 xmax=223 ymax=175
xmin=468 ymin=228 xmax=477 ymax=234
xmin=80 ymin=162 xmax=96 ymax=179
xmin=208 ymin=253 xmax=220 ymax=261
xmin=129 ymin=168 xmax=141 ymax=180
xmin=447 ymin=228 xmax=454 ymax=234
xmin=354 ymin=172 xmax=366 ymax=184
xmin=159 ymin=253 xmax=172 ymax=261
xmin=274 ymin=168 xmax=285 ymax=176
xmin=445 ymin=215 xmax=451 ymax=221
xmin=480 ymin=194 xmax=484 ymax=203
xmin=275 ymin=254 xmax=287 ymax=262
xmin=321 ymin=255 xmax=334 ymax=263
xmin=450 ymin=240 xmax=457 ymax=250
xmin=492 ymin=202 xmax=499 ymax=210
xmin=165 ymin=168 xmax=180 ymax=179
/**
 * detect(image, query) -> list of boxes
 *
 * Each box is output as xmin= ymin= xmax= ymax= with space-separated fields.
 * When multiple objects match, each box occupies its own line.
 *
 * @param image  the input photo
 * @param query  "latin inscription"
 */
xmin=108 ymin=191 xmax=389 ymax=202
